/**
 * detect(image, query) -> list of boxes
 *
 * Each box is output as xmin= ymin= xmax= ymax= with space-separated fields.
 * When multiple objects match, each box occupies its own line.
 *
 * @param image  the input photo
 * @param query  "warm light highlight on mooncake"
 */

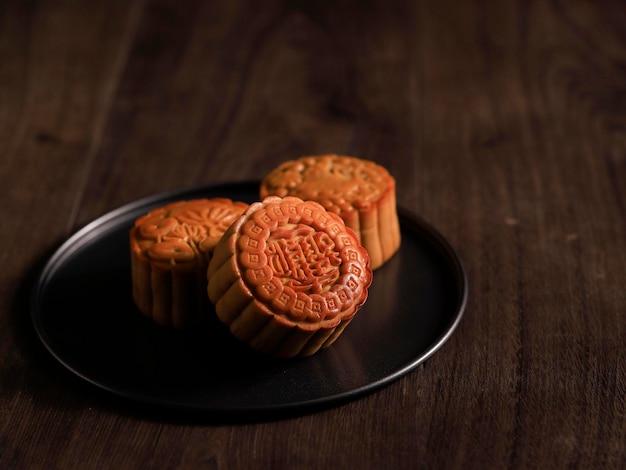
xmin=260 ymin=154 xmax=401 ymax=269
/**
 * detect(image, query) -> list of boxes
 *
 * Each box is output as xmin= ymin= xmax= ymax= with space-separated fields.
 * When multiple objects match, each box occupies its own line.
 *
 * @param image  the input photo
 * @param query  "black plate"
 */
xmin=31 ymin=181 xmax=467 ymax=416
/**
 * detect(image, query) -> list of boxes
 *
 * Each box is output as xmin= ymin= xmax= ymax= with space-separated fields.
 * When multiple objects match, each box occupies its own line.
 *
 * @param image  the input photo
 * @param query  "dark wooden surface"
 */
xmin=2 ymin=0 xmax=625 ymax=468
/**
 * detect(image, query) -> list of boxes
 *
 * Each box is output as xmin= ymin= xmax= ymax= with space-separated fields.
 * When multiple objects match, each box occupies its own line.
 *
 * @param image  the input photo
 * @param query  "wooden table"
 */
xmin=2 ymin=0 xmax=625 ymax=468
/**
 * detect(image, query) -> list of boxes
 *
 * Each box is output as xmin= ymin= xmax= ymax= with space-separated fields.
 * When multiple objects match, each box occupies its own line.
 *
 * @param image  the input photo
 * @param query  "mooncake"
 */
xmin=207 ymin=196 xmax=373 ymax=358
xmin=130 ymin=198 xmax=248 ymax=329
xmin=259 ymin=154 xmax=401 ymax=269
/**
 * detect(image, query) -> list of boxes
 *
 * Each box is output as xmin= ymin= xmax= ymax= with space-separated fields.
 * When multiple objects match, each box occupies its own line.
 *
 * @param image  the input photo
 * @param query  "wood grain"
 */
xmin=1 ymin=0 xmax=625 ymax=468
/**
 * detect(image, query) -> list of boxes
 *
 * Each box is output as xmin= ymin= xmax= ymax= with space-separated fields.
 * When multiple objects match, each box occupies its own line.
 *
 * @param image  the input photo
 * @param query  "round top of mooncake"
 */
xmin=130 ymin=198 xmax=248 ymax=267
xmin=231 ymin=196 xmax=373 ymax=324
xmin=259 ymin=154 xmax=395 ymax=213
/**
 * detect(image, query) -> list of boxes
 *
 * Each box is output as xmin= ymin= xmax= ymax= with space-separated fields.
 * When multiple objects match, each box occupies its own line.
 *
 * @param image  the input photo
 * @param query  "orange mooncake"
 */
xmin=130 ymin=198 xmax=248 ymax=329
xmin=260 ymin=154 xmax=401 ymax=269
xmin=207 ymin=196 xmax=373 ymax=358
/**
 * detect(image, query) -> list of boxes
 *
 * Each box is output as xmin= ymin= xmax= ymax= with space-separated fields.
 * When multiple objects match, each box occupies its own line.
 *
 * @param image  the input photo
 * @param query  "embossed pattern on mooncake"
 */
xmin=259 ymin=154 xmax=401 ymax=270
xmin=130 ymin=198 xmax=248 ymax=329
xmin=207 ymin=196 xmax=373 ymax=358
xmin=260 ymin=155 xmax=388 ymax=210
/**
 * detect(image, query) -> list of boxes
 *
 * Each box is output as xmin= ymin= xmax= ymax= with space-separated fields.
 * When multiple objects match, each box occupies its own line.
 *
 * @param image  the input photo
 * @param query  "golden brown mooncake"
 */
xmin=259 ymin=154 xmax=401 ymax=270
xmin=207 ymin=196 xmax=373 ymax=358
xmin=130 ymin=198 xmax=248 ymax=329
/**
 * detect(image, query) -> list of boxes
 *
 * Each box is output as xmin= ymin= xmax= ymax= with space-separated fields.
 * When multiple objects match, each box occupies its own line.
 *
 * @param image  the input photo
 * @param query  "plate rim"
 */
xmin=30 ymin=181 xmax=468 ymax=415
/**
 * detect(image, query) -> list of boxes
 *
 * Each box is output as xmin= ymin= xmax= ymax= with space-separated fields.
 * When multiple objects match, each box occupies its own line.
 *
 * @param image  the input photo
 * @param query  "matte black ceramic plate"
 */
xmin=31 ymin=181 xmax=467 ymax=416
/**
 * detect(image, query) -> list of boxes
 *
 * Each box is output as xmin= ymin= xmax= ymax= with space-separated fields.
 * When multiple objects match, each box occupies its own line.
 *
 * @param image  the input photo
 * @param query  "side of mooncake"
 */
xmin=259 ymin=154 xmax=401 ymax=270
xmin=207 ymin=196 xmax=373 ymax=358
xmin=130 ymin=198 xmax=248 ymax=329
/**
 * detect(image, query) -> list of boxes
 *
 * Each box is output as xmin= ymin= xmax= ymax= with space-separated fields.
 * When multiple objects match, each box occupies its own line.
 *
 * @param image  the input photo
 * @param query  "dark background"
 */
xmin=1 ymin=0 xmax=625 ymax=468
